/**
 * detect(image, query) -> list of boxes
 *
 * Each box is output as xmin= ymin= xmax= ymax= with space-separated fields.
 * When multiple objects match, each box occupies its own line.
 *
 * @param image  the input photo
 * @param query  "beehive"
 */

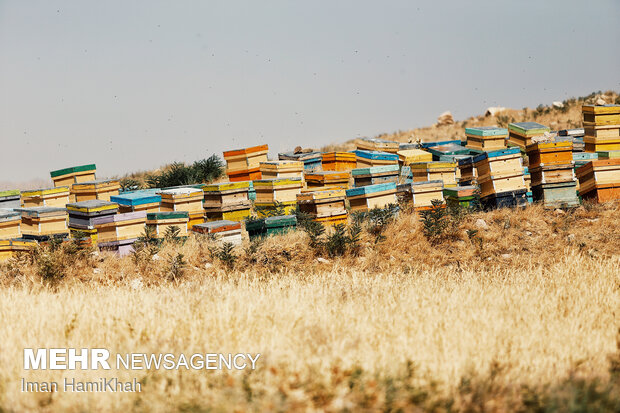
xmin=529 ymin=164 xmax=576 ymax=186
xmin=253 ymin=178 xmax=303 ymax=203
xmin=397 ymin=149 xmax=433 ymax=167
xmin=526 ymin=140 xmax=573 ymax=168
xmin=576 ymin=159 xmax=620 ymax=202
xmin=480 ymin=189 xmax=529 ymax=210
xmin=260 ymin=161 xmax=304 ymax=180
xmin=110 ymin=192 xmax=161 ymax=213
xmin=352 ymin=165 xmax=399 ymax=187
xmin=427 ymin=143 xmax=470 ymax=160
xmin=93 ymin=211 xmax=146 ymax=246
xmin=296 ymin=189 xmax=347 ymax=227
xmin=346 ymin=182 xmax=397 ymax=212
xmin=146 ymin=211 xmax=189 ymax=239
xmin=409 ymin=180 xmax=444 ymax=210
xmin=278 ymin=151 xmax=323 ymax=171
xmin=158 ymin=188 xmax=204 ymax=229
xmin=0 ymin=238 xmax=37 ymax=261
xmin=253 ymin=201 xmax=297 ymax=217
xmin=355 ymin=137 xmax=399 ymax=153
xmin=192 ymin=220 xmax=243 ymax=245
xmin=473 ymin=148 xmax=526 ymax=199
xmin=409 ymin=162 xmax=458 ymax=188
xmin=508 ymin=122 xmax=550 ymax=148
xmin=72 ymin=180 xmax=120 ymax=202
xmin=0 ymin=190 xmax=21 ymax=209
xmin=355 ymin=150 xmax=399 ymax=168
xmin=321 ymin=152 xmax=357 ymax=171
xmin=444 ymin=185 xmax=478 ymax=209
xmin=50 ymin=164 xmax=96 ymax=188
xmin=245 ymin=215 xmax=297 ymax=240
xmin=21 ymin=187 xmax=70 ymax=208
xmin=202 ymin=181 xmax=252 ymax=222
xmin=16 ymin=207 xmax=68 ymax=241
xmin=466 ymin=127 xmax=508 ymax=151
xmin=421 ymin=139 xmax=463 ymax=149
xmin=66 ymin=200 xmax=119 ymax=232
xmin=305 ymin=171 xmax=350 ymax=190
xmin=97 ymin=238 xmax=137 ymax=257
xmin=0 ymin=210 xmax=21 ymax=240
xmin=457 ymin=157 xmax=477 ymax=186
xmin=531 ymin=182 xmax=580 ymax=209
xmin=582 ymin=104 xmax=620 ymax=152
xmin=597 ymin=151 xmax=620 ymax=160
xmin=223 ymin=144 xmax=268 ymax=181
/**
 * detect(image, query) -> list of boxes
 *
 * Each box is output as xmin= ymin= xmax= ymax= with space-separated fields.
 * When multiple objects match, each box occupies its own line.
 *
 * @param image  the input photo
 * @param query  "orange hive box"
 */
xmin=304 ymin=171 xmax=351 ymax=190
xmin=526 ymin=140 xmax=573 ymax=168
xmin=296 ymin=188 xmax=348 ymax=227
xmin=321 ymin=152 xmax=357 ymax=171
xmin=582 ymin=105 xmax=620 ymax=152
xmin=576 ymin=159 xmax=620 ymax=203
xmin=223 ymin=144 xmax=269 ymax=181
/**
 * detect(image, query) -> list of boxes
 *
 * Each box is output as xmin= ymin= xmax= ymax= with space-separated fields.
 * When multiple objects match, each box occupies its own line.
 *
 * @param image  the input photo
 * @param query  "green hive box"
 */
xmin=531 ymin=182 xmax=580 ymax=209
xmin=246 ymin=215 xmax=297 ymax=239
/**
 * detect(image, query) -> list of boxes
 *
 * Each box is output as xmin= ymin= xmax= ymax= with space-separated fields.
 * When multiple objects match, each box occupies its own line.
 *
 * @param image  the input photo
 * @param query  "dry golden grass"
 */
xmin=1 ymin=202 xmax=619 ymax=411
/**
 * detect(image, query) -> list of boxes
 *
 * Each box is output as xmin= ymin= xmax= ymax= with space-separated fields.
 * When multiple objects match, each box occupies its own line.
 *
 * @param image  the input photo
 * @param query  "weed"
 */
xmin=212 ymin=242 xmax=237 ymax=270
xmin=166 ymin=253 xmax=187 ymax=281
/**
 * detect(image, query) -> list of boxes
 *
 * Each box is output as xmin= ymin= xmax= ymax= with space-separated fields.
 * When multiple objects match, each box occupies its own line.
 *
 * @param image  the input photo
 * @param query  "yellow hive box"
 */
xmin=0 ymin=210 xmax=21 ymax=240
xmin=583 ymin=125 xmax=620 ymax=139
xmin=158 ymin=188 xmax=204 ymax=214
xmin=583 ymin=137 xmax=620 ymax=153
xmin=0 ymin=238 xmax=37 ymax=261
xmin=409 ymin=180 xmax=444 ymax=209
xmin=223 ymin=144 xmax=269 ymax=173
xmin=526 ymin=140 xmax=573 ymax=168
xmin=94 ymin=212 xmax=147 ymax=243
xmin=72 ymin=180 xmax=120 ymax=202
xmin=259 ymin=161 xmax=305 ymax=180
xmin=321 ymin=152 xmax=357 ymax=171
xmin=254 ymin=201 xmax=297 ymax=217
xmin=253 ymin=178 xmax=303 ymax=203
xmin=582 ymin=105 xmax=620 ymax=126
xmin=409 ymin=162 xmax=457 ymax=188
xmin=305 ymin=171 xmax=351 ymax=190
xmin=397 ymin=149 xmax=433 ymax=166
xmin=205 ymin=207 xmax=251 ymax=222
xmin=21 ymin=187 xmax=70 ymax=208
xmin=17 ymin=207 xmax=68 ymax=238
xmin=50 ymin=164 xmax=97 ymax=188
xmin=69 ymin=227 xmax=98 ymax=244
xmin=203 ymin=181 xmax=251 ymax=209
xmin=355 ymin=138 xmax=400 ymax=153
xmin=146 ymin=212 xmax=189 ymax=239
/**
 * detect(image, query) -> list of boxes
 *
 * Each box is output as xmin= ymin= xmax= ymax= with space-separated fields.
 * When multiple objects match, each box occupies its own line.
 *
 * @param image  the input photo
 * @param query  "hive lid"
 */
xmin=346 ymin=182 xmax=396 ymax=197
xmin=465 ymin=126 xmax=508 ymax=136
xmin=147 ymin=211 xmax=189 ymax=220
xmin=21 ymin=186 xmax=70 ymax=197
xmin=473 ymin=147 xmax=521 ymax=163
xmin=16 ymin=207 xmax=67 ymax=218
xmin=50 ymin=164 xmax=96 ymax=178
xmin=264 ymin=215 xmax=297 ymax=228
xmin=110 ymin=192 xmax=161 ymax=206
xmin=66 ymin=200 xmax=119 ymax=213
xmin=0 ymin=209 xmax=21 ymax=221
xmin=278 ymin=151 xmax=322 ymax=161
xmin=427 ymin=143 xmax=470 ymax=157
xmin=223 ymin=144 xmax=269 ymax=158
xmin=558 ymin=128 xmax=585 ymax=137
xmin=194 ymin=220 xmax=241 ymax=233
xmin=508 ymin=122 xmax=550 ymax=134
xmin=421 ymin=139 xmax=463 ymax=148
xmin=0 ymin=189 xmax=20 ymax=198
xmin=582 ymin=105 xmax=620 ymax=115
xmin=410 ymin=180 xmax=443 ymax=187
xmin=203 ymin=181 xmax=251 ymax=192
xmin=354 ymin=150 xmax=399 ymax=161
xmin=72 ymin=179 xmax=120 ymax=188
xmin=351 ymin=164 xmax=400 ymax=176
xmin=158 ymin=187 xmax=203 ymax=196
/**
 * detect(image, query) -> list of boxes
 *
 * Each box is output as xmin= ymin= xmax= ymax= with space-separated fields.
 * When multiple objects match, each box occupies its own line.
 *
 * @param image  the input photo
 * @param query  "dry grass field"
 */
xmin=1 ymin=201 xmax=619 ymax=412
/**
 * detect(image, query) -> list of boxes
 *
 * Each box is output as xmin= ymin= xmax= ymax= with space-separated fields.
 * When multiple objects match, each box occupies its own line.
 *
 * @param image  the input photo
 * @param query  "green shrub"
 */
xmin=146 ymin=155 xmax=223 ymax=188
xmin=166 ymin=253 xmax=186 ymax=281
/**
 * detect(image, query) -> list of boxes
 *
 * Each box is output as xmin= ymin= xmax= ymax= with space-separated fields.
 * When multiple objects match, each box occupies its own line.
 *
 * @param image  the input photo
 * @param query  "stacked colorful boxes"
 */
xmin=50 ymin=164 xmax=96 ymax=188
xmin=427 ymin=143 xmax=470 ymax=160
xmin=582 ymin=105 xmax=620 ymax=152
xmin=146 ymin=211 xmax=189 ymax=239
xmin=0 ymin=238 xmax=37 ymax=261
xmin=259 ymin=161 xmax=305 ymax=180
xmin=0 ymin=209 xmax=22 ymax=239
xmin=355 ymin=150 xmax=399 ymax=168
xmin=223 ymin=144 xmax=269 ymax=182
xmin=576 ymin=159 xmax=620 ymax=203
xmin=203 ymin=181 xmax=252 ymax=222
xmin=355 ymin=137 xmax=399 ymax=153
xmin=508 ymin=122 xmax=550 ymax=149
xmin=597 ymin=151 xmax=620 ymax=160
xmin=352 ymin=165 xmax=399 ymax=187
xmin=559 ymin=128 xmax=585 ymax=152
xmin=278 ymin=151 xmax=322 ymax=171
xmin=20 ymin=187 xmax=70 ymax=208
xmin=110 ymin=191 xmax=161 ymax=213
xmin=444 ymin=185 xmax=478 ymax=209
xmin=473 ymin=148 xmax=527 ymax=208
xmin=245 ymin=215 xmax=297 ymax=240
xmin=72 ymin=180 xmax=120 ymax=202
xmin=526 ymin=140 xmax=579 ymax=208
xmin=438 ymin=154 xmax=474 ymax=184
xmin=397 ymin=149 xmax=433 ymax=167
xmin=346 ymin=182 xmax=397 ymax=212
xmin=296 ymin=188 xmax=348 ymax=227
xmin=93 ymin=211 xmax=147 ymax=256
xmin=66 ymin=200 xmax=119 ymax=243
xmin=192 ymin=220 xmax=243 ymax=245
xmin=409 ymin=162 xmax=457 ymax=188
xmin=465 ymin=127 xmax=508 ymax=151
xmin=457 ymin=157 xmax=477 ymax=186
xmin=409 ymin=180 xmax=445 ymax=211
xmin=158 ymin=188 xmax=204 ymax=229
xmin=253 ymin=177 xmax=303 ymax=216
xmin=0 ymin=190 xmax=21 ymax=209
xmin=305 ymin=171 xmax=351 ymax=190
xmin=321 ymin=152 xmax=357 ymax=171
xmin=16 ymin=207 xmax=68 ymax=241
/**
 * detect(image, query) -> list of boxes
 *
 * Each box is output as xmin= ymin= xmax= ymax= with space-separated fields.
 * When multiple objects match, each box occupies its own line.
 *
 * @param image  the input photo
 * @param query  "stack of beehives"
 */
xmin=473 ymin=148 xmax=528 ymax=208
xmin=93 ymin=211 xmax=147 ymax=256
xmin=158 ymin=188 xmax=205 ymax=229
xmin=202 ymin=181 xmax=252 ymax=222
xmin=253 ymin=177 xmax=303 ymax=216
xmin=321 ymin=152 xmax=357 ymax=171
xmin=0 ymin=190 xmax=21 ymax=209
xmin=15 ymin=207 xmax=69 ymax=241
xmin=260 ymin=161 xmax=304 ymax=180
xmin=457 ymin=157 xmax=477 ymax=186
xmin=296 ymin=188 xmax=347 ymax=227
xmin=526 ymin=139 xmax=579 ymax=208
xmin=582 ymin=105 xmax=620 ymax=153
xmin=110 ymin=191 xmax=161 ymax=213
xmin=0 ymin=209 xmax=22 ymax=240
xmin=466 ymin=127 xmax=508 ymax=151
xmin=245 ymin=215 xmax=297 ymax=240
xmin=66 ymin=200 xmax=119 ymax=243
xmin=305 ymin=171 xmax=350 ymax=191
xmin=223 ymin=144 xmax=268 ymax=182
xmin=192 ymin=220 xmax=243 ymax=245
xmin=146 ymin=211 xmax=189 ymax=240
xmin=352 ymin=165 xmax=399 ymax=187
xmin=409 ymin=161 xmax=457 ymax=188
xmin=355 ymin=150 xmax=399 ymax=168
xmin=401 ymin=180 xmax=445 ymax=211
xmin=397 ymin=148 xmax=432 ymax=168
xmin=72 ymin=179 xmax=120 ymax=203
xmin=508 ymin=122 xmax=550 ymax=149
xmin=576 ymin=158 xmax=620 ymax=203
xmin=346 ymin=182 xmax=397 ymax=212
xmin=278 ymin=151 xmax=322 ymax=171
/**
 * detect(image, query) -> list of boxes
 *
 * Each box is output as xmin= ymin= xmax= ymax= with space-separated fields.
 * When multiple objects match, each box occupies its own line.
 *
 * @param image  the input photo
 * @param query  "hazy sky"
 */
xmin=1 ymin=0 xmax=619 ymax=183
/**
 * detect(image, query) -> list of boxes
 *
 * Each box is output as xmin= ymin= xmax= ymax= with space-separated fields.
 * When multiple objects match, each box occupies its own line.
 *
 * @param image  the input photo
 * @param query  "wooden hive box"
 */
xmin=93 ymin=211 xmax=146 ymax=246
xmin=50 ymin=164 xmax=96 ymax=188
xmin=0 ymin=238 xmax=37 ymax=261
xmin=576 ymin=159 xmax=620 ymax=202
xmin=21 ymin=187 xmax=70 ymax=208
xmin=16 ymin=207 xmax=68 ymax=240
xmin=321 ymin=152 xmax=357 ymax=171
xmin=253 ymin=177 xmax=303 ymax=203
xmin=523 ymin=167 xmax=532 ymax=192
xmin=296 ymin=188 xmax=347 ymax=227
xmin=264 ymin=215 xmax=297 ymax=236
xmin=278 ymin=151 xmax=323 ymax=171
xmin=158 ymin=188 xmax=204 ymax=229
xmin=529 ymin=164 xmax=576 ymax=186
xmin=110 ymin=192 xmax=161 ymax=213
xmin=66 ymin=200 xmax=119 ymax=230
xmin=526 ymin=140 xmax=573 ymax=168
xmin=597 ymin=150 xmax=620 ymax=160
xmin=355 ymin=150 xmax=399 ymax=168
xmin=203 ymin=181 xmax=251 ymax=209
xmin=223 ymin=144 xmax=268 ymax=181
xmin=444 ymin=185 xmax=478 ymax=209
xmin=346 ymin=182 xmax=397 ymax=212
xmin=438 ymin=154 xmax=473 ymax=183
xmin=355 ymin=137 xmax=399 ymax=153
xmin=305 ymin=171 xmax=351 ymax=190
xmin=583 ymin=136 xmax=620 ymax=152
xmin=72 ymin=180 xmax=120 ymax=202
xmin=409 ymin=162 xmax=457 ymax=188
xmin=465 ymin=127 xmax=508 ymax=151
xmin=352 ymin=164 xmax=399 ymax=187
xmin=531 ymin=182 xmax=579 ymax=209
xmin=253 ymin=200 xmax=297 ymax=217
xmin=409 ymin=180 xmax=444 ymax=210
xmin=582 ymin=104 xmax=620 ymax=126
xmin=260 ymin=161 xmax=305 ymax=180
xmin=97 ymin=238 xmax=136 ymax=257
xmin=397 ymin=149 xmax=433 ymax=167
xmin=457 ymin=157 xmax=477 ymax=186
xmin=473 ymin=148 xmax=525 ymax=198
xmin=192 ymin=220 xmax=242 ymax=245
xmin=146 ymin=211 xmax=189 ymax=239
xmin=227 ymin=166 xmax=262 ymax=182
xmin=583 ymin=124 xmax=620 ymax=140
xmin=427 ymin=143 xmax=470 ymax=160
xmin=0 ymin=190 xmax=21 ymax=209
xmin=205 ymin=206 xmax=251 ymax=222
xmin=508 ymin=122 xmax=550 ymax=148
xmin=0 ymin=209 xmax=22 ymax=240
xmin=480 ymin=189 xmax=528 ymax=210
